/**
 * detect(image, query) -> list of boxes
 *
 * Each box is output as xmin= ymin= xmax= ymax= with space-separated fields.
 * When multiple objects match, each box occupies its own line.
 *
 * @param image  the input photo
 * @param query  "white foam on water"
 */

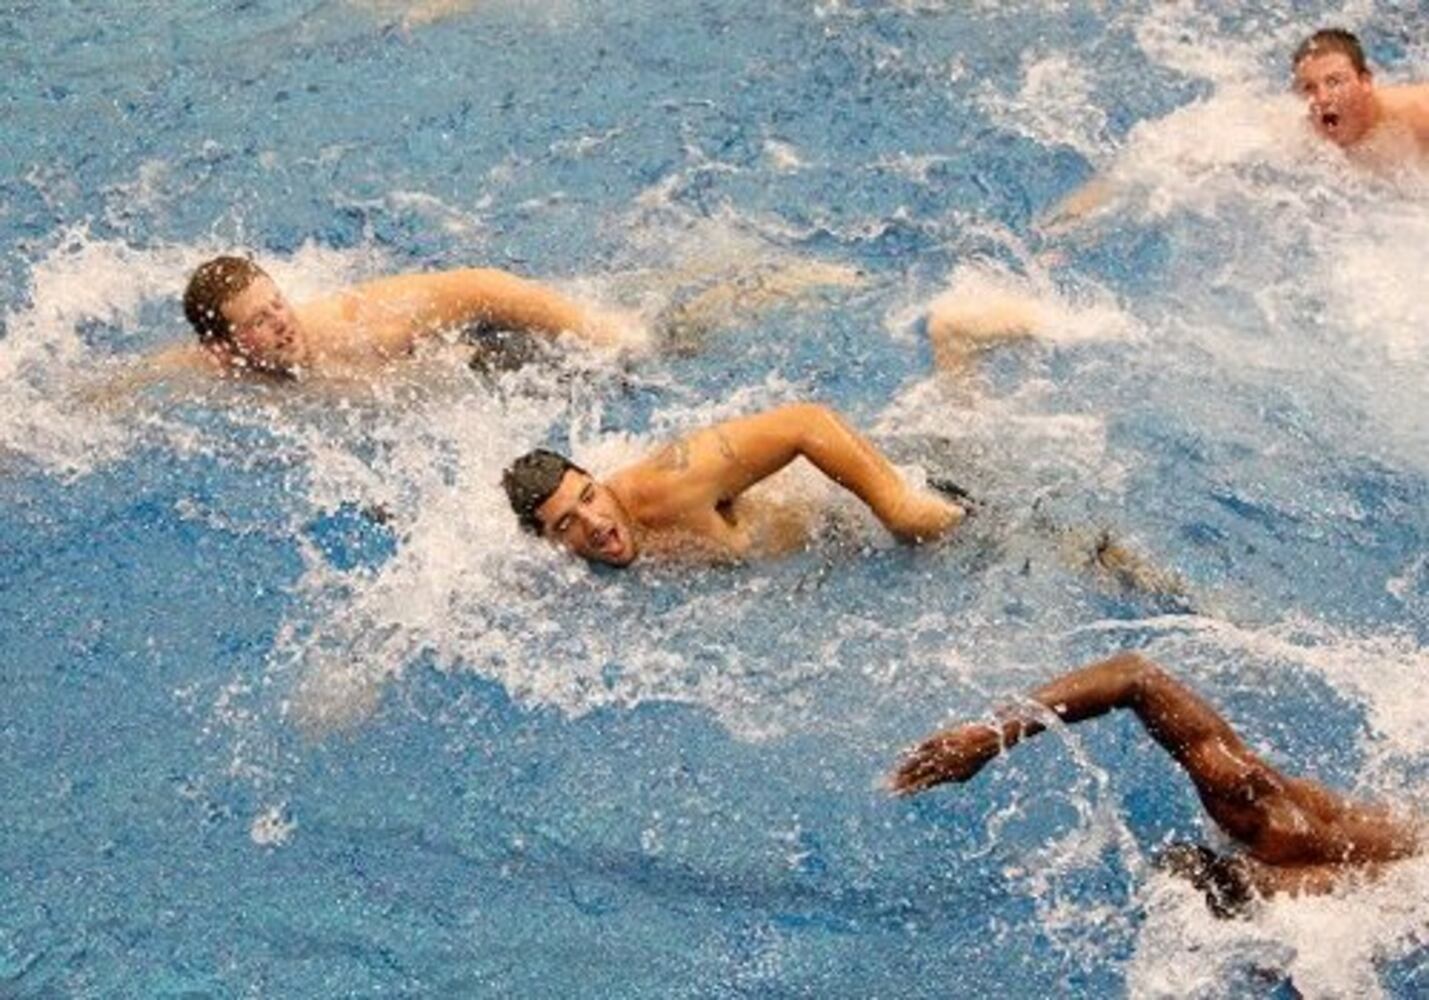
xmin=1109 ymin=89 xmax=1314 ymax=218
xmin=926 ymin=260 xmax=1139 ymax=347
xmin=249 ymin=804 xmax=298 ymax=848
xmin=1129 ymin=854 xmax=1429 ymax=999
xmin=977 ymin=52 xmax=1110 ymax=161
xmin=273 ymin=370 xmax=929 ymax=743
xmin=0 ymin=231 xmax=188 ymax=473
xmin=875 ymin=372 xmax=1120 ymax=504
xmin=763 ymin=140 xmax=806 ymax=174
xmin=1126 ymin=0 xmax=1282 ymax=89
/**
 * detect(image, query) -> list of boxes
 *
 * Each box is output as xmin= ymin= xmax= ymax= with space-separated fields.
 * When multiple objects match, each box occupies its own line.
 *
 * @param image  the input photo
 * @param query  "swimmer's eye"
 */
xmin=580 ymin=484 xmax=595 ymax=504
xmin=237 ymin=309 xmax=275 ymax=334
xmin=554 ymin=514 xmax=574 ymax=535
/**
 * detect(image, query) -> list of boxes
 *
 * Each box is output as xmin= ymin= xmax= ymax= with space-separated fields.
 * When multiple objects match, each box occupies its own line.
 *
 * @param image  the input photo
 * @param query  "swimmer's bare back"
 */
xmin=891 ymin=653 xmax=1420 ymax=898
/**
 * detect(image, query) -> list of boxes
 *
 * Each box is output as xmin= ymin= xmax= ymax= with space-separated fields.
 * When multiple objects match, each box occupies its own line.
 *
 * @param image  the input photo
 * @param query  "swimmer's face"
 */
xmin=536 ymin=469 xmax=638 ymax=567
xmin=220 ymin=275 xmax=307 ymax=375
xmin=1294 ymin=52 xmax=1376 ymax=148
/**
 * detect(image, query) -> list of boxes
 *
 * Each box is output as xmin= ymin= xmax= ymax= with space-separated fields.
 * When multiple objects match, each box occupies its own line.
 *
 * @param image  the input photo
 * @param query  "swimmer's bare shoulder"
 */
xmin=1383 ymin=82 xmax=1429 ymax=146
xmin=610 ymin=430 xmax=730 ymax=527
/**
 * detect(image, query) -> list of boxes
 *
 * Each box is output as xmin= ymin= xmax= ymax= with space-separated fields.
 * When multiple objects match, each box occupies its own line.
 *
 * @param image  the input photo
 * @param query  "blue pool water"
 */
xmin=3 ymin=1 xmax=1427 ymax=995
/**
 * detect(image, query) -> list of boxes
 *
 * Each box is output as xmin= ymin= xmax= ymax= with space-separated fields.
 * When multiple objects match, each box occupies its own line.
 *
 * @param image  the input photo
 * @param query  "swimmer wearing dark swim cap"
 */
xmin=503 ymin=449 xmax=584 ymax=536
xmin=501 ymin=402 xmax=964 ymax=567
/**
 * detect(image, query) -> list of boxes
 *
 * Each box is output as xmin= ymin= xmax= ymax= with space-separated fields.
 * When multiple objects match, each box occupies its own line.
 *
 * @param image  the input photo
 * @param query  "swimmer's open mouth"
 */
xmin=591 ymin=525 xmax=621 ymax=557
xmin=1321 ymin=111 xmax=1341 ymax=129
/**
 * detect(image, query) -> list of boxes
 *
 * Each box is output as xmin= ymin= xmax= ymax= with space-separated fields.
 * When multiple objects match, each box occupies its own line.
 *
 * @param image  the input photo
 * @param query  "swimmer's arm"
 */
xmin=349 ymin=269 xmax=642 ymax=351
xmin=632 ymin=403 xmax=961 ymax=542
xmin=74 ymin=342 xmax=220 ymax=405
xmin=1036 ymin=175 xmax=1116 ymax=236
xmin=926 ymin=288 xmax=1048 ymax=372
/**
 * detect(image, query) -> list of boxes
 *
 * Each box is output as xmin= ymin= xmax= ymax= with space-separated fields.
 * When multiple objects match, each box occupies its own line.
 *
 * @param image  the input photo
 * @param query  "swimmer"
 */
xmin=502 ymin=402 xmax=964 ymax=566
xmin=925 ymin=280 xmax=1050 ymax=373
xmin=153 ymin=255 xmax=640 ymax=380
xmin=1041 ymin=28 xmax=1429 ymax=233
xmin=890 ymin=652 xmax=1422 ymax=915
xmin=1292 ymin=28 xmax=1429 ymax=167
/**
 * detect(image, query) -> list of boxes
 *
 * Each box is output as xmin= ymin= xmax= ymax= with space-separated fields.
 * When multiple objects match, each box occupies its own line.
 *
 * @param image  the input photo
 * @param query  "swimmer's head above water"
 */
xmin=183 ymin=255 xmax=308 ymax=377
xmin=1293 ymin=29 xmax=1379 ymax=149
xmin=503 ymin=449 xmax=640 ymax=567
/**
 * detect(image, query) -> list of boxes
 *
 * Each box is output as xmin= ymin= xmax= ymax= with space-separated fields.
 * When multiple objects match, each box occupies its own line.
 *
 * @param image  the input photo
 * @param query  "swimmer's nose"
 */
xmin=579 ymin=510 xmax=610 ymax=536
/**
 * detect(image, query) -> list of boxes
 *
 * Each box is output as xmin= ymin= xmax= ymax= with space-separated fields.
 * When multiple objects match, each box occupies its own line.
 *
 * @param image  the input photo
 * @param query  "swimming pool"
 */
xmin=3 ymin=0 xmax=1426 ymax=995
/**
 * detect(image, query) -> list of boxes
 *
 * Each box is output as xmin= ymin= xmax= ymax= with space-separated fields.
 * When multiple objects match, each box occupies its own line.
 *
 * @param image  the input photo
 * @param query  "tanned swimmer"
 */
xmin=891 ymin=652 xmax=1422 ymax=916
xmin=155 ymin=255 xmax=639 ymax=380
xmin=502 ymin=402 xmax=965 ymax=566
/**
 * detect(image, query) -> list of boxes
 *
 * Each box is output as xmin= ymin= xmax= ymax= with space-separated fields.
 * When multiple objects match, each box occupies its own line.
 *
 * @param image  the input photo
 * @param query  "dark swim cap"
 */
xmin=502 ymin=449 xmax=583 ymax=533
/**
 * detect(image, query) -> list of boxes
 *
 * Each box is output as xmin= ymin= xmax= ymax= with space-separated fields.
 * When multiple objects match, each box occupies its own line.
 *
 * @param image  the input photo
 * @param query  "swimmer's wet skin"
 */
xmin=1292 ymin=29 xmax=1429 ymax=163
xmin=1037 ymin=27 xmax=1429 ymax=238
xmin=890 ymin=652 xmax=1422 ymax=916
xmin=502 ymin=402 xmax=965 ymax=567
xmin=152 ymin=254 xmax=638 ymax=381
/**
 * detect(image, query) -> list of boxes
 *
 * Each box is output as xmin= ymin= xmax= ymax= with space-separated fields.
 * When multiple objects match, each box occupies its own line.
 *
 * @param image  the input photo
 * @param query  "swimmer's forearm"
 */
xmin=980 ymin=656 xmax=1159 ymax=750
xmin=893 ymin=693 xmax=1128 ymax=793
xmin=787 ymin=404 xmax=911 ymax=520
xmin=692 ymin=403 xmax=956 ymax=541
xmin=792 ymin=405 xmax=962 ymax=540
xmin=436 ymin=268 xmax=592 ymax=338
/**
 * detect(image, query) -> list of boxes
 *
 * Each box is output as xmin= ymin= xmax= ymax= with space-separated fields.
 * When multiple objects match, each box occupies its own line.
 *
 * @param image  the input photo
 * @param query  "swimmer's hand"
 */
xmin=71 ymin=346 xmax=214 ymax=408
xmin=1035 ymin=176 xmax=1115 ymax=240
xmin=580 ymin=307 xmax=652 ymax=353
xmin=888 ymin=723 xmax=1003 ymax=795
xmin=884 ymin=488 xmax=964 ymax=544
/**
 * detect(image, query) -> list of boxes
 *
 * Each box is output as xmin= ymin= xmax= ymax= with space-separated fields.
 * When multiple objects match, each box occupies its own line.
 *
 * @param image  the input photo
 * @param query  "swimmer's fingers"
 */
xmin=888 ymin=724 xmax=1002 ymax=795
xmin=888 ymin=744 xmax=951 ymax=796
xmin=885 ymin=490 xmax=965 ymax=545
